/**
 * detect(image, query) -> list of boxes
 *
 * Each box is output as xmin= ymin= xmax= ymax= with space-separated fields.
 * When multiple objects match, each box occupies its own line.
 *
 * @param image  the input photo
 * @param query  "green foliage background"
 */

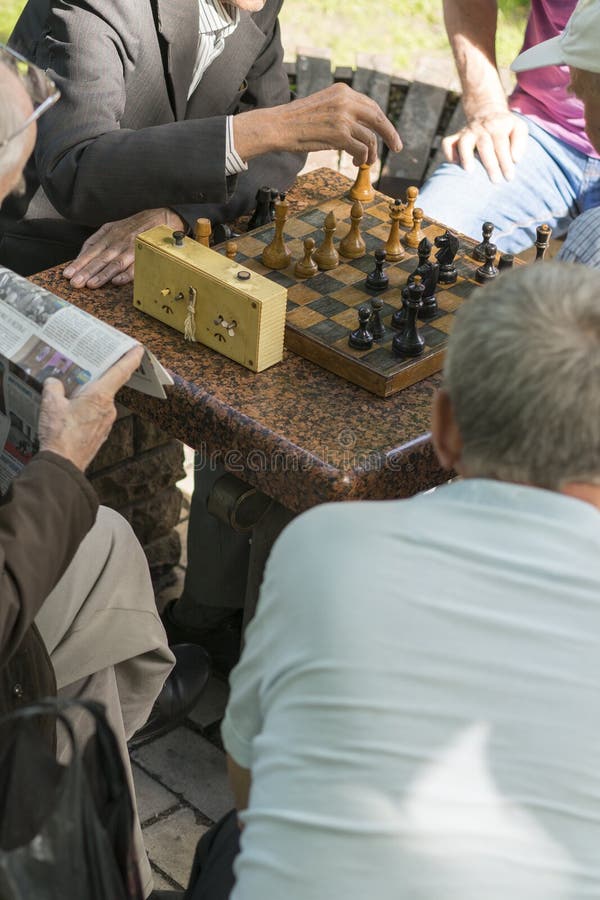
xmin=0 ymin=0 xmax=529 ymax=70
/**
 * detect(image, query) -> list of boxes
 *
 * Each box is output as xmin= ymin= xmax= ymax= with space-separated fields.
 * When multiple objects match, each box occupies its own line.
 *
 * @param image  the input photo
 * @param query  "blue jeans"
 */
xmin=419 ymin=117 xmax=600 ymax=253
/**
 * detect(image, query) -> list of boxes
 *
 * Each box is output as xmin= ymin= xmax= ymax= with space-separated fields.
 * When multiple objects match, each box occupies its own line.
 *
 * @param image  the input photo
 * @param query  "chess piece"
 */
xmin=261 ymin=198 xmax=291 ymax=269
xmin=366 ymin=249 xmax=389 ymax=291
xmin=391 ymin=286 xmax=409 ymax=330
xmin=349 ymin=164 xmax=375 ymax=203
xmin=370 ymin=296 xmax=386 ymax=340
xmin=475 ymin=242 xmax=498 ymax=283
xmin=194 ymin=217 xmax=211 ymax=247
xmin=248 ymin=186 xmax=275 ymax=230
xmin=398 ymin=186 xmax=419 ymax=228
xmin=434 ymin=230 xmax=460 ymax=285
xmin=225 ymin=241 xmax=238 ymax=261
xmin=339 ymin=200 xmax=366 ymax=258
xmin=409 ymin=237 xmax=439 ymax=320
xmin=535 ymin=223 xmax=552 ymax=261
xmin=392 ymin=276 xmax=425 ymax=357
xmin=314 ymin=211 xmax=339 ymax=270
xmin=348 ymin=305 xmax=374 ymax=350
xmin=294 ymin=238 xmax=319 ymax=278
xmin=384 ymin=199 xmax=405 ymax=262
xmin=404 ymin=207 xmax=425 ymax=249
xmin=498 ymin=253 xmax=514 ymax=270
xmin=472 ymin=221 xmax=494 ymax=262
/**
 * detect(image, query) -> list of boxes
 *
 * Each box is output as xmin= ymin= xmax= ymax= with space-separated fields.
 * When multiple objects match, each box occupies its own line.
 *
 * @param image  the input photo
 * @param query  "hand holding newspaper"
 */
xmin=0 ymin=267 xmax=172 ymax=489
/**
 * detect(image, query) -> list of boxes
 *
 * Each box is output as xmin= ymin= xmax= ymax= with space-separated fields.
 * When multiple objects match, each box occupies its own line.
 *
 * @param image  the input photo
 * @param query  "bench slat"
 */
xmin=295 ymin=51 xmax=333 ymax=98
xmin=378 ymin=81 xmax=449 ymax=197
xmin=425 ymin=100 xmax=466 ymax=180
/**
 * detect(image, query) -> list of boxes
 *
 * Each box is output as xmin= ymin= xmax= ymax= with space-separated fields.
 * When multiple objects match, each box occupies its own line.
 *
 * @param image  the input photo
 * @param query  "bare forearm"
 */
xmin=232 ymin=84 xmax=402 ymax=167
xmin=444 ymin=0 xmax=507 ymax=118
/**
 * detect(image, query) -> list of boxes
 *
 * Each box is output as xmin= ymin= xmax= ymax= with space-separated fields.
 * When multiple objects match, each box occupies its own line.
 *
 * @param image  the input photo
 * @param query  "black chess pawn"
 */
xmin=366 ymin=249 xmax=389 ymax=291
xmin=435 ymin=230 xmax=460 ymax=285
xmin=248 ymin=186 xmax=275 ymax=230
xmin=475 ymin=242 xmax=499 ymax=283
xmin=535 ymin=223 xmax=552 ymax=261
xmin=472 ymin=221 xmax=494 ymax=262
xmin=391 ymin=286 xmax=409 ymax=330
xmin=392 ymin=277 xmax=425 ymax=357
xmin=370 ymin=296 xmax=386 ymax=340
xmin=348 ymin=305 xmax=374 ymax=350
xmin=498 ymin=253 xmax=514 ymax=271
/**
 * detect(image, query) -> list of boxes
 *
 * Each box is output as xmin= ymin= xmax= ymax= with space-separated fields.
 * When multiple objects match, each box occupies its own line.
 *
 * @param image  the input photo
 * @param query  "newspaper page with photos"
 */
xmin=0 ymin=267 xmax=173 ymax=492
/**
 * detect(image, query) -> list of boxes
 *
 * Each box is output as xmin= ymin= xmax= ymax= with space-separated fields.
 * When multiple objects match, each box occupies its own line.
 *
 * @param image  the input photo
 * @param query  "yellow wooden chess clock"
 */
xmin=133 ymin=226 xmax=287 ymax=372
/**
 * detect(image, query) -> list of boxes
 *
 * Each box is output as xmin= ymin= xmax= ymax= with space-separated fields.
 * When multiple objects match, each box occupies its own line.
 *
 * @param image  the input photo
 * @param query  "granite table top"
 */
xmin=30 ymin=168 xmax=447 ymax=514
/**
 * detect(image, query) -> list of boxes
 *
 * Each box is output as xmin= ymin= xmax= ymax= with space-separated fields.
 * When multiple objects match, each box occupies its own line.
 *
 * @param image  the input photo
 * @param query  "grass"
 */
xmin=1 ymin=0 xmax=529 ymax=76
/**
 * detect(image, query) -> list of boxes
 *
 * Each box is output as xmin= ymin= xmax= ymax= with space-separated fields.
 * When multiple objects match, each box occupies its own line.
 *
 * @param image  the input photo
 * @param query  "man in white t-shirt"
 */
xmin=184 ymin=259 xmax=600 ymax=900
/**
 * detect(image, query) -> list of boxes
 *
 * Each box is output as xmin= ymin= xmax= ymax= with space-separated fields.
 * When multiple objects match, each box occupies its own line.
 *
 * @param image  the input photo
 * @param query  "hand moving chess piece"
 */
xmin=294 ymin=238 xmax=319 ymax=278
xmin=349 ymin=164 xmax=375 ymax=203
xmin=314 ymin=211 xmax=339 ymax=270
xmin=261 ymin=198 xmax=291 ymax=269
xmin=434 ymin=230 xmax=460 ymax=285
xmin=392 ymin=276 xmax=425 ymax=357
xmin=339 ymin=200 xmax=366 ymax=259
xmin=398 ymin=186 xmax=418 ymax=228
xmin=366 ymin=249 xmax=389 ymax=291
xmin=535 ymin=223 xmax=552 ymax=261
xmin=475 ymin=242 xmax=498 ymax=283
xmin=384 ymin=199 xmax=404 ymax=262
xmin=404 ymin=207 xmax=425 ymax=249
xmin=348 ymin=304 xmax=373 ymax=350
xmin=472 ymin=221 xmax=494 ymax=262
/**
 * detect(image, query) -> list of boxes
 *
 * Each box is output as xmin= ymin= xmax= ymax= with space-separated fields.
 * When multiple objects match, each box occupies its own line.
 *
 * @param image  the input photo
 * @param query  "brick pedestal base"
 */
xmin=88 ymin=406 xmax=185 ymax=585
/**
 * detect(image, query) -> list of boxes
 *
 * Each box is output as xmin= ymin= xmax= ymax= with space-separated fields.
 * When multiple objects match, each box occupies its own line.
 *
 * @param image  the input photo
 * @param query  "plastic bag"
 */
xmin=0 ymin=698 xmax=144 ymax=900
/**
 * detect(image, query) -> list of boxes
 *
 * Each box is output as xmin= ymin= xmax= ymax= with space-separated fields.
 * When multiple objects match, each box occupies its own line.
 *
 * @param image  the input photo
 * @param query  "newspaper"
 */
xmin=0 ymin=267 xmax=173 ymax=491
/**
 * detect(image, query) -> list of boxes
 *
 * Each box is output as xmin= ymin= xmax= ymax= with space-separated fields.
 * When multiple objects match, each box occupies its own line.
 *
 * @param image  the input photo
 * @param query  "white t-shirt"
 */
xmin=222 ymin=479 xmax=600 ymax=900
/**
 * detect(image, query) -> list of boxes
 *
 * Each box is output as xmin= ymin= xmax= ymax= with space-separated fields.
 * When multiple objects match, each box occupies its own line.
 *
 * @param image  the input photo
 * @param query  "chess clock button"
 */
xmin=172 ymin=230 xmax=185 ymax=247
xmin=237 ymin=270 xmax=251 ymax=280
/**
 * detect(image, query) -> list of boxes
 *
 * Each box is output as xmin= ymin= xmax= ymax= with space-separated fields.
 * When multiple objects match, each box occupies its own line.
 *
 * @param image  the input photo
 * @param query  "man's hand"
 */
xmin=234 ymin=83 xmax=402 ymax=167
xmin=442 ymin=110 xmax=529 ymax=183
xmin=63 ymin=208 xmax=185 ymax=289
xmin=38 ymin=345 xmax=144 ymax=471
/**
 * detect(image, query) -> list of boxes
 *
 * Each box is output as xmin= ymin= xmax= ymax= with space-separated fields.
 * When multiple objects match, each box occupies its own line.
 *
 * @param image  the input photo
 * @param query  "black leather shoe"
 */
xmin=162 ymin=601 xmax=242 ymax=675
xmin=129 ymin=643 xmax=210 ymax=749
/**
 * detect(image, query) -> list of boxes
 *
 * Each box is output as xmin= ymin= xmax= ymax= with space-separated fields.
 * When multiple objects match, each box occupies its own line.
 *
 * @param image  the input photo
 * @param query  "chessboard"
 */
xmin=219 ymin=190 xmax=510 ymax=397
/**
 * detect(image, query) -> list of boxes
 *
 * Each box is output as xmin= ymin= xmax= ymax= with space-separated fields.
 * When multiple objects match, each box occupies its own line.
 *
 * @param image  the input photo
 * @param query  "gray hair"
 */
xmin=444 ymin=262 xmax=600 ymax=489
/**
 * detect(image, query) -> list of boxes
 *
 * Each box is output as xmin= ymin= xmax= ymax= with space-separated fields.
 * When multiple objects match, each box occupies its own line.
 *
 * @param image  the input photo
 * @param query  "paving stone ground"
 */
xmin=140 ymin=446 xmax=231 ymax=893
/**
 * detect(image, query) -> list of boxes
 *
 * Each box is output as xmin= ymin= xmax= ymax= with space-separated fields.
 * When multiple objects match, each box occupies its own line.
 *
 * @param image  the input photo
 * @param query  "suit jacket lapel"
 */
xmin=153 ymin=0 xmax=198 ymax=120
xmin=186 ymin=11 xmax=267 ymax=118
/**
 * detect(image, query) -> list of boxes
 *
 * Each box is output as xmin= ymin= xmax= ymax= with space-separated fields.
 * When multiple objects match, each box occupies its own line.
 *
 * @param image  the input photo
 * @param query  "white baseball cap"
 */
xmin=511 ymin=0 xmax=600 ymax=74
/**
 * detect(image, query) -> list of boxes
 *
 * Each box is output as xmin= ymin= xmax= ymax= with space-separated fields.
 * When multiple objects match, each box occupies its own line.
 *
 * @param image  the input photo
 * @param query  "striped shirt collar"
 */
xmin=198 ymin=0 xmax=239 ymax=36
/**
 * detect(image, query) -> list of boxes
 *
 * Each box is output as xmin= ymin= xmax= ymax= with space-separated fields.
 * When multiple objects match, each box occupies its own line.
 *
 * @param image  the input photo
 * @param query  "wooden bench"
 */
xmin=284 ymin=50 xmax=465 ymax=198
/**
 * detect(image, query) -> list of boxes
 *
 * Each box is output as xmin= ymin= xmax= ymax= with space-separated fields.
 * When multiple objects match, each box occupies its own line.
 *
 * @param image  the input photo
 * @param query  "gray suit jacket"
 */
xmin=0 ymin=0 xmax=304 ymax=275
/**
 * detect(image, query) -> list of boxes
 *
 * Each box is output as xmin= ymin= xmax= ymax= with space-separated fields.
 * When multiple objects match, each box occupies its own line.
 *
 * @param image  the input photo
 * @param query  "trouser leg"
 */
xmin=184 ymin=809 xmax=240 ymax=900
xmin=176 ymin=461 xmax=251 ymax=629
xmin=419 ymin=117 xmax=586 ymax=253
xmin=35 ymin=506 xmax=175 ymax=899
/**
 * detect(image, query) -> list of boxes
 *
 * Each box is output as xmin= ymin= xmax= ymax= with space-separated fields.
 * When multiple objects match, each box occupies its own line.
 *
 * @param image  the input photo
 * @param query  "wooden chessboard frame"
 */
xmin=219 ymin=189 xmax=517 ymax=397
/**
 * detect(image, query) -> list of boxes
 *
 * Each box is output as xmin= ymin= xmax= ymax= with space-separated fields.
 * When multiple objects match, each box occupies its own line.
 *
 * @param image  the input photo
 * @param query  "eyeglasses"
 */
xmin=0 ymin=44 xmax=60 ymax=149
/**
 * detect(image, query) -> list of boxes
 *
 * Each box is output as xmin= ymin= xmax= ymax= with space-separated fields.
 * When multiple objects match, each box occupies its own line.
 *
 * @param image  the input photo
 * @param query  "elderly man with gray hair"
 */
xmin=191 ymin=262 xmax=600 ymax=900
